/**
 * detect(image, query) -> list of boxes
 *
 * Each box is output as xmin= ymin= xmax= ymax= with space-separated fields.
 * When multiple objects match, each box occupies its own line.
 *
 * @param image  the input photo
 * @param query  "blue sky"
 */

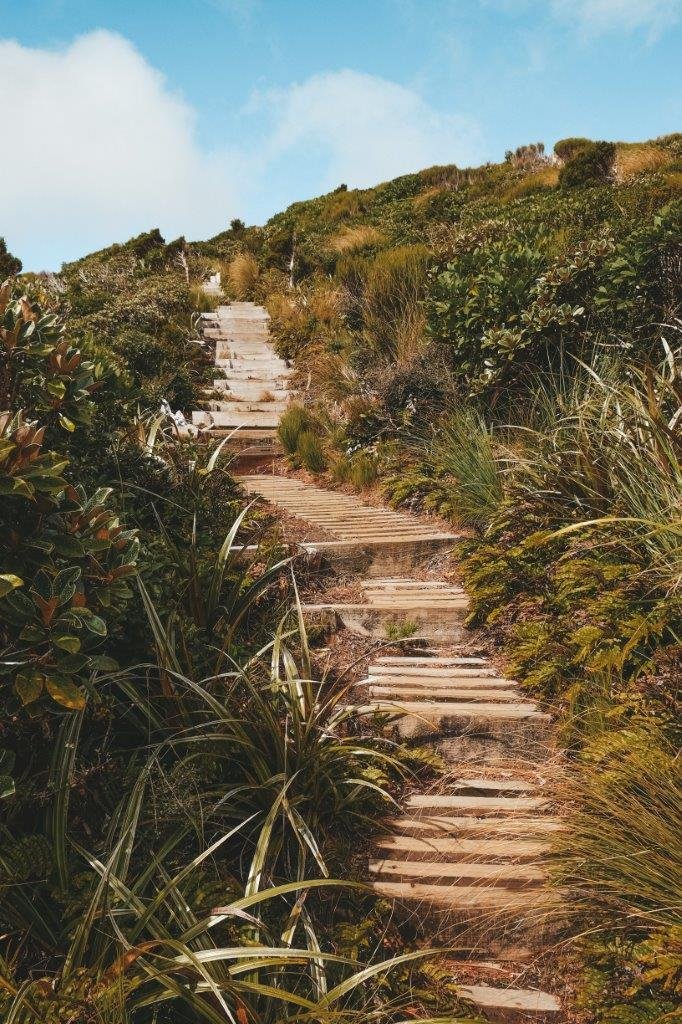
xmin=1 ymin=0 xmax=680 ymax=269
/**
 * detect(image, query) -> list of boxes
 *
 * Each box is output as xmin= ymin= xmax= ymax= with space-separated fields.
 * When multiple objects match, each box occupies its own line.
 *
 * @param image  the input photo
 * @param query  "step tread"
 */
xmin=406 ymin=794 xmax=549 ymax=812
xmin=371 ymin=880 xmax=559 ymax=910
xmin=365 ymin=700 xmax=548 ymax=720
xmin=375 ymin=836 xmax=549 ymax=859
xmin=369 ymin=859 xmax=547 ymax=882
xmin=458 ymin=984 xmax=561 ymax=1013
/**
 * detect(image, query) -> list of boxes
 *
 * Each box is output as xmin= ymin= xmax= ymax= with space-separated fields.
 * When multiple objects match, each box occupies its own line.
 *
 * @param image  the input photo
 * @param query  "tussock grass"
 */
xmin=615 ymin=143 xmax=670 ymax=180
xmin=329 ymin=225 xmax=384 ymax=254
xmin=297 ymin=429 xmax=327 ymax=472
xmin=226 ymin=251 xmax=259 ymax=299
xmin=278 ymin=403 xmax=314 ymax=454
xmin=503 ymin=165 xmax=560 ymax=201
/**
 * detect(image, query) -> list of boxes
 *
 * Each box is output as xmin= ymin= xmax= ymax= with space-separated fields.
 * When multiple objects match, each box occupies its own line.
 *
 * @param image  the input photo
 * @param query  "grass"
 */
xmin=0 ymin=591 xmax=445 ymax=1022
xmin=226 ymin=252 xmax=259 ymax=299
xmin=297 ymin=429 xmax=327 ymax=472
xmin=553 ymin=719 xmax=682 ymax=1014
xmin=329 ymin=225 xmax=385 ymax=254
xmin=385 ymin=619 xmax=419 ymax=641
xmin=410 ymin=408 xmax=503 ymax=529
xmin=278 ymin=403 xmax=314 ymax=455
xmin=615 ymin=142 xmax=670 ymax=180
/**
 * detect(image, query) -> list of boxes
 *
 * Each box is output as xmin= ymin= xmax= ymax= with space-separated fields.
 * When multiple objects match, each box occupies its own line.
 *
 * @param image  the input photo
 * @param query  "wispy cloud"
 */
xmin=481 ymin=0 xmax=680 ymax=37
xmin=0 ymin=33 xmax=481 ymax=268
xmin=550 ymin=0 xmax=681 ymax=39
xmin=256 ymin=69 xmax=482 ymax=190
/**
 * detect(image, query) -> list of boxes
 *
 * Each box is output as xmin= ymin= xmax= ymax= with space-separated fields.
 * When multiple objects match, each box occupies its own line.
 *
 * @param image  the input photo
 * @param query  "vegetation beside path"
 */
xmin=1 ymin=131 xmax=680 ymax=1020
xmin=245 ymin=135 xmax=680 ymax=1022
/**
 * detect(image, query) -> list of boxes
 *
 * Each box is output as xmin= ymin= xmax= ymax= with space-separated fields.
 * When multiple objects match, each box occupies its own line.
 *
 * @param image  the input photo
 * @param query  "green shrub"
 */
xmin=559 ymin=141 xmax=616 ymax=188
xmin=297 ymin=429 xmax=327 ymax=472
xmin=415 ymin=408 xmax=503 ymax=529
xmin=349 ymin=450 xmax=378 ymax=488
xmin=554 ymin=137 xmax=593 ymax=162
xmin=278 ymin=403 xmax=314 ymax=454
xmin=0 ymin=283 xmax=138 ymax=714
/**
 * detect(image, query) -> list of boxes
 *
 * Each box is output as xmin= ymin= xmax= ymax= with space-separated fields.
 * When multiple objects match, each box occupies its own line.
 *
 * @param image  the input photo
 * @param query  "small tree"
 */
xmin=0 ymin=238 xmax=21 ymax=278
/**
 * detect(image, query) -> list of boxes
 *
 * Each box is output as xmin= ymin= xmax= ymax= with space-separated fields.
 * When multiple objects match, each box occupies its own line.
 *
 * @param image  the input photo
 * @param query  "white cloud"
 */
xmin=259 ymin=69 xmax=482 ymax=189
xmin=0 ymin=30 xmax=239 ymax=269
xmin=0 ymin=34 xmax=480 ymax=269
xmin=550 ymin=0 xmax=681 ymax=37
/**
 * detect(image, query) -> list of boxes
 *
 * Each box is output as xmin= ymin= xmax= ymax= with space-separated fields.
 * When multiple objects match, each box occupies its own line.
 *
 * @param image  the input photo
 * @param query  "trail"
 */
xmin=199 ymin=300 xmax=564 ymax=1021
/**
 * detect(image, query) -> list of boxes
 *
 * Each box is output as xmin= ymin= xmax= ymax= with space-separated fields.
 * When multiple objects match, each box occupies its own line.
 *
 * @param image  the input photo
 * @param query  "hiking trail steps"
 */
xmin=191 ymin=302 xmax=293 ymax=462
xmin=199 ymin=303 xmax=562 ymax=1019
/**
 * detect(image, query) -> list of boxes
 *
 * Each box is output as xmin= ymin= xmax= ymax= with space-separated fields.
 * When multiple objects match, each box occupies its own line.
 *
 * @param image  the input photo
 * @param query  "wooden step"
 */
xmin=375 ymin=835 xmax=549 ymax=860
xmin=369 ymin=859 xmax=547 ymax=885
xmin=368 ymin=664 xmax=500 ymax=678
xmin=406 ymin=794 xmax=549 ymax=814
xmin=366 ymin=700 xmax=548 ymax=723
xmin=375 ymin=656 xmax=489 ymax=667
xmin=366 ymin=674 xmax=517 ymax=688
xmin=389 ymin=816 xmax=564 ymax=837
xmin=371 ymin=880 xmax=559 ymax=912
xmin=368 ymin=686 xmax=521 ymax=702
xmin=458 ymin=984 xmax=561 ymax=1018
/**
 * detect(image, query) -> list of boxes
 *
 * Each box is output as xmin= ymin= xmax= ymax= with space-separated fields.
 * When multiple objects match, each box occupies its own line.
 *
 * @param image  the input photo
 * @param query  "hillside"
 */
xmin=0 ymin=134 xmax=680 ymax=1022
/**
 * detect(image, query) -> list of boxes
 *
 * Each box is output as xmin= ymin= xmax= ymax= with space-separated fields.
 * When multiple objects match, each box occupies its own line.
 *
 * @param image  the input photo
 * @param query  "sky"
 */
xmin=0 ymin=0 xmax=680 ymax=270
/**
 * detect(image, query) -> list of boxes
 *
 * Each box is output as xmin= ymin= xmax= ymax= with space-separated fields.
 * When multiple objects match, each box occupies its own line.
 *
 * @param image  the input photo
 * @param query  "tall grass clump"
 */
xmin=343 ymin=245 xmax=429 ymax=364
xmin=553 ymin=722 xmax=682 ymax=1017
xmin=434 ymin=408 xmax=504 ymax=527
xmin=278 ymin=403 xmax=315 ymax=454
xmin=227 ymin=251 xmax=259 ymax=299
xmin=297 ymin=429 xmax=328 ymax=472
xmin=505 ymin=349 xmax=682 ymax=592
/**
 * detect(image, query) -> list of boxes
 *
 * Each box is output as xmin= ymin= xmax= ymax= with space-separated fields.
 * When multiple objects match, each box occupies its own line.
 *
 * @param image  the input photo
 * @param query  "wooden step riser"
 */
xmin=300 ymin=537 xmax=461 ymax=576
xmin=305 ymin=607 xmax=467 ymax=642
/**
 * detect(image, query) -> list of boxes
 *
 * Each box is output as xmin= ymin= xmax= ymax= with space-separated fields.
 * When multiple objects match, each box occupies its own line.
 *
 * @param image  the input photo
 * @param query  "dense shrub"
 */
xmin=0 ymin=283 xmax=138 ymax=714
xmin=559 ymin=141 xmax=617 ymax=188
xmin=553 ymin=136 xmax=593 ymax=162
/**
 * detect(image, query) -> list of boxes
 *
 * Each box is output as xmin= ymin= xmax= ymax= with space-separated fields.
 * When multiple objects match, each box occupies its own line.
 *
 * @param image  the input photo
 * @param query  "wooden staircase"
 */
xmin=197 ymin=317 xmax=563 ymax=1019
xmin=240 ymin=478 xmax=563 ymax=1020
xmin=191 ymin=302 xmax=292 ymax=467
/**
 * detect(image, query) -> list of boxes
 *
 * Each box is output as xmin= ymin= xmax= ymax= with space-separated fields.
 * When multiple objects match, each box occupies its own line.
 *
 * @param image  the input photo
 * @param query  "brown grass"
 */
xmin=328 ymin=225 xmax=385 ymax=254
xmin=308 ymin=281 xmax=342 ymax=322
xmin=226 ymin=252 xmax=259 ymax=299
xmin=412 ymin=185 xmax=449 ymax=212
xmin=615 ymin=144 xmax=669 ymax=180
xmin=259 ymin=389 xmax=275 ymax=402
xmin=502 ymin=166 xmax=560 ymax=202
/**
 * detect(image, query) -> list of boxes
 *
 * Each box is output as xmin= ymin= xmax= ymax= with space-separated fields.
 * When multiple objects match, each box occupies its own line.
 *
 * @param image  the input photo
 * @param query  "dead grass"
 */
xmin=226 ymin=252 xmax=259 ymax=299
xmin=308 ymin=281 xmax=343 ymax=322
xmin=259 ymin=389 xmax=275 ymax=402
xmin=329 ymin=225 xmax=385 ymax=254
xmin=615 ymin=143 xmax=669 ymax=180
xmin=412 ymin=185 xmax=448 ymax=212
xmin=503 ymin=166 xmax=560 ymax=202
